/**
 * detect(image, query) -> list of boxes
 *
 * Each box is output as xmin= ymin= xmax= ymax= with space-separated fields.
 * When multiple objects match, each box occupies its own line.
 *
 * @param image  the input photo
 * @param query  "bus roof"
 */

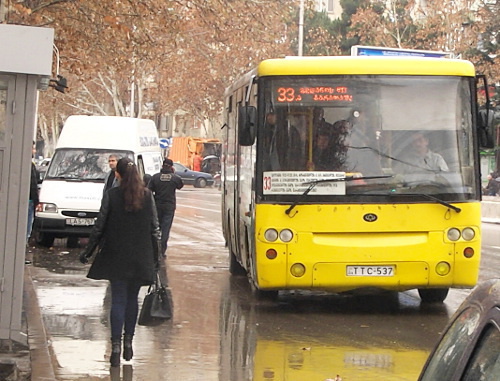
xmin=257 ymin=56 xmax=475 ymax=77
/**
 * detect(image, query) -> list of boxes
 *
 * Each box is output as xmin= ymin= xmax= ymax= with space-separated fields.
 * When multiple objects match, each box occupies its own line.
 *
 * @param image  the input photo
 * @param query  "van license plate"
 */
xmin=66 ymin=218 xmax=95 ymax=226
xmin=346 ymin=266 xmax=395 ymax=276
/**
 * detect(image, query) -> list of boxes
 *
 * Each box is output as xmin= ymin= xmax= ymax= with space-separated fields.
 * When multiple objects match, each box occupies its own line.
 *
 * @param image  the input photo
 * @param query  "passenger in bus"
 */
xmin=396 ymin=132 xmax=449 ymax=174
xmin=265 ymin=111 xmax=304 ymax=171
xmin=308 ymin=129 xmax=332 ymax=170
xmin=264 ymin=112 xmax=280 ymax=170
xmin=309 ymin=118 xmax=350 ymax=170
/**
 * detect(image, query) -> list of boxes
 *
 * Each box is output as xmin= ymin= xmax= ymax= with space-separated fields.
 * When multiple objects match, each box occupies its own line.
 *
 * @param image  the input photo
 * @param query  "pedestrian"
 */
xmin=143 ymin=173 xmax=152 ymax=187
xmin=193 ymin=152 xmax=202 ymax=172
xmin=484 ymin=172 xmax=500 ymax=196
xmin=79 ymin=157 xmax=161 ymax=367
xmin=27 ymin=141 xmax=39 ymax=244
xmin=148 ymin=158 xmax=184 ymax=257
xmin=103 ymin=154 xmax=119 ymax=194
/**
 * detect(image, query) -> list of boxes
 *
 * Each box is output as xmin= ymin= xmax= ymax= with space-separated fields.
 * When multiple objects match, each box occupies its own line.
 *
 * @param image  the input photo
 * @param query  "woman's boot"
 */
xmin=123 ymin=334 xmax=133 ymax=361
xmin=110 ymin=339 xmax=121 ymax=367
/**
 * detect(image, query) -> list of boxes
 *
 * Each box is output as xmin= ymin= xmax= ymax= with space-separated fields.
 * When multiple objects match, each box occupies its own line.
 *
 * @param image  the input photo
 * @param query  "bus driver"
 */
xmin=397 ymin=132 xmax=449 ymax=174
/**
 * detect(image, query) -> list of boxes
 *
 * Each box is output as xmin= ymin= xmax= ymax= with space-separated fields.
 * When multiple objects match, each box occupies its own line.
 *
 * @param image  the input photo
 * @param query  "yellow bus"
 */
xmin=221 ymin=54 xmax=491 ymax=303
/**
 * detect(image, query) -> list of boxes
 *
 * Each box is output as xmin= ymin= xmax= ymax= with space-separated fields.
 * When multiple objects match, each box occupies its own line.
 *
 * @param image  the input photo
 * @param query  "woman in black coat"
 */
xmin=80 ymin=157 xmax=161 ymax=367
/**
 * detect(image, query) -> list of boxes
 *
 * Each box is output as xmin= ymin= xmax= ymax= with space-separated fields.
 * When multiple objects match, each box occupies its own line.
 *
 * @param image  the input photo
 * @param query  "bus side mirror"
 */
xmin=238 ymin=105 xmax=256 ymax=146
xmin=478 ymin=108 xmax=494 ymax=149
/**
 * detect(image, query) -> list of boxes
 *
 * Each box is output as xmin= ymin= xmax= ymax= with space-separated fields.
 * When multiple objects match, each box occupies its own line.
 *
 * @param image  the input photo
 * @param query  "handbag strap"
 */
xmin=154 ymin=271 xmax=166 ymax=289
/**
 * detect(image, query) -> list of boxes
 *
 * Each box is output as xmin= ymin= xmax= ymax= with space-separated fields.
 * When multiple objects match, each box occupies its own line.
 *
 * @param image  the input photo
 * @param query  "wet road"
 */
xmin=27 ymin=187 xmax=499 ymax=381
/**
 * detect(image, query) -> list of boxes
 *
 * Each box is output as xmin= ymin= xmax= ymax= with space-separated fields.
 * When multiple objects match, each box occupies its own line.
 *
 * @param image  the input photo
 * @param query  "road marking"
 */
xmin=176 ymin=202 xmax=220 ymax=213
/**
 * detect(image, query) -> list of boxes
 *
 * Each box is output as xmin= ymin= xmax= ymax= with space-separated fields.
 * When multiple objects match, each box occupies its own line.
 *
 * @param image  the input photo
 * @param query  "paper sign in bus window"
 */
xmin=263 ymin=171 xmax=346 ymax=195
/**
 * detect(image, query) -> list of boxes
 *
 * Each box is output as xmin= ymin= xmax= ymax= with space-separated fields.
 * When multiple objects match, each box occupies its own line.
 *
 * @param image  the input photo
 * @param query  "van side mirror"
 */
xmin=238 ymin=105 xmax=256 ymax=146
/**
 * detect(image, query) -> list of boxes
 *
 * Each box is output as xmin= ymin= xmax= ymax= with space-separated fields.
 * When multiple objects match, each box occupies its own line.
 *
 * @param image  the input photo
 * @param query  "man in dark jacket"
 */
xmin=27 ymin=143 xmax=40 ymax=243
xmin=148 ymin=158 xmax=184 ymax=257
xmin=103 ymin=154 xmax=119 ymax=194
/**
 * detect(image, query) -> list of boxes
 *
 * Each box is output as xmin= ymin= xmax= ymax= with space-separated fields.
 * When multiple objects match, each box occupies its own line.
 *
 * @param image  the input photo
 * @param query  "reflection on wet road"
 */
xmin=28 ymin=187 xmax=479 ymax=380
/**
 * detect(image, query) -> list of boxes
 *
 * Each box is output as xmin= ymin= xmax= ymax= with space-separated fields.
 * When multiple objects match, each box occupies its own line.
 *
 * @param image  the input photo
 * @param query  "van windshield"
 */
xmin=45 ymin=149 xmax=134 ymax=181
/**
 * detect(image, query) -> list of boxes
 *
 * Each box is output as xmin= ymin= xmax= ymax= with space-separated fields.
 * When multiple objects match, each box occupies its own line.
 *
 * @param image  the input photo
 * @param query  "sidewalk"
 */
xmin=0 ymin=262 xmax=56 ymax=381
xmin=480 ymin=196 xmax=500 ymax=224
xmin=2 ymin=197 xmax=500 ymax=380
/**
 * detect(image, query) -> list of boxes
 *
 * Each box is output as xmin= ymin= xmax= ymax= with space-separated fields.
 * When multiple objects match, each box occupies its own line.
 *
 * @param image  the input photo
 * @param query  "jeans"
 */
xmin=157 ymin=206 xmax=175 ymax=256
xmin=27 ymin=200 xmax=34 ymax=242
xmin=110 ymin=280 xmax=142 ymax=340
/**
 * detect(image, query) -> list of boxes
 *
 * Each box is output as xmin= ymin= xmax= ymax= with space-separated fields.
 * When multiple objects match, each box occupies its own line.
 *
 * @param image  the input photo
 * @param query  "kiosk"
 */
xmin=0 ymin=24 xmax=54 ymax=345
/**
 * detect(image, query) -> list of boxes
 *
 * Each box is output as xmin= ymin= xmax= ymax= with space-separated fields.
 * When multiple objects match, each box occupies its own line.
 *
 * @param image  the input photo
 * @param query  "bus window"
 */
xmin=259 ymin=75 xmax=477 ymax=199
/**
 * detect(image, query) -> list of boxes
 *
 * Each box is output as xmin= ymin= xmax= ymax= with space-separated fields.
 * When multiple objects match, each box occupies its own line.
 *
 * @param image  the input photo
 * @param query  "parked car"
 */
xmin=418 ymin=278 xmax=500 ymax=381
xmin=173 ymin=162 xmax=214 ymax=188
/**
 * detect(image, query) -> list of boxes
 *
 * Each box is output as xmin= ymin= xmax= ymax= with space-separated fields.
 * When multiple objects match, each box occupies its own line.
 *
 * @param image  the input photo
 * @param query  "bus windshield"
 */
xmin=259 ymin=75 xmax=477 ymax=201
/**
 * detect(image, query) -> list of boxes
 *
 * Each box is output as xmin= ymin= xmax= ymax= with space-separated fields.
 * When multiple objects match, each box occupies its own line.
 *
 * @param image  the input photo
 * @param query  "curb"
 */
xmin=23 ymin=265 xmax=57 ymax=381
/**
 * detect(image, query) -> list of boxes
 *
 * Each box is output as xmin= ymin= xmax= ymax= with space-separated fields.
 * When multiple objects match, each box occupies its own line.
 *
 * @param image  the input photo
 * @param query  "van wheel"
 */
xmin=34 ymin=229 xmax=55 ymax=248
xmin=418 ymin=288 xmax=449 ymax=303
xmin=67 ymin=236 xmax=79 ymax=248
xmin=195 ymin=178 xmax=207 ymax=188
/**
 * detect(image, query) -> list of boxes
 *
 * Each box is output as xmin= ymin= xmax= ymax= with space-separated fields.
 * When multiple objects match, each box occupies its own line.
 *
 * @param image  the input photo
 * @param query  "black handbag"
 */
xmin=138 ymin=274 xmax=173 ymax=326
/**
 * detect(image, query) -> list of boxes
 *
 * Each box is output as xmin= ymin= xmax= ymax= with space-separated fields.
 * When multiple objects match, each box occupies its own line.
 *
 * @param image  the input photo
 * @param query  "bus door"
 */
xmin=235 ymin=84 xmax=256 ymax=272
xmin=223 ymin=94 xmax=238 ymax=257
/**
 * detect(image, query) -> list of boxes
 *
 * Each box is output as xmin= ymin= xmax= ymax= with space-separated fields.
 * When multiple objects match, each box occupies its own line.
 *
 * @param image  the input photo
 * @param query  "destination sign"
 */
xmin=275 ymin=86 xmax=353 ymax=104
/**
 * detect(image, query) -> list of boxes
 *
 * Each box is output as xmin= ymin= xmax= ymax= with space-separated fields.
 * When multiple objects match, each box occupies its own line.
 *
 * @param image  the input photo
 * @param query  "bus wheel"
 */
xmin=229 ymin=251 xmax=247 ymax=276
xmin=251 ymin=283 xmax=278 ymax=301
xmin=67 ymin=236 xmax=79 ymax=248
xmin=34 ymin=229 xmax=55 ymax=248
xmin=418 ymin=288 xmax=449 ymax=303
xmin=253 ymin=288 xmax=279 ymax=301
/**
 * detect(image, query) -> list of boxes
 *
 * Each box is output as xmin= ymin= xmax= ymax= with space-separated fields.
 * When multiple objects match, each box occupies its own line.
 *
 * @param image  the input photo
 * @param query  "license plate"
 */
xmin=346 ymin=265 xmax=395 ymax=277
xmin=66 ymin=218 xmax=95 ymax=226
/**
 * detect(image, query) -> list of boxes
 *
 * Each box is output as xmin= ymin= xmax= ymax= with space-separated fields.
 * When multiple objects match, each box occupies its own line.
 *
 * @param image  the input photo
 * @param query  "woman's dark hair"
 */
xmin=116 ymin=157 xmax=145 ymax=212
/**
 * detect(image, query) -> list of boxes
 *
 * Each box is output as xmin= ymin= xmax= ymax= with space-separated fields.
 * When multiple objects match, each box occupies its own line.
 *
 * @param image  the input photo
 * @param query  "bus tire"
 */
xmin=418 ymin=288 xmax=449 ymax=303
xmin=251 ymin=282 xmax=278 ymax=301
xmin=229 ymin=251 xmax=247 ymax=276
xmin=253 ymin=288 xmax=279 ymax=301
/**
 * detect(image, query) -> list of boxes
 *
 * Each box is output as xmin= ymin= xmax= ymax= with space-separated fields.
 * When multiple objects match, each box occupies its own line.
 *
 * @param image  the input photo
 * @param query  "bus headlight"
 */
xmin=447 ymin=228 xmax=461 ymax=241
xmin=290 ymin=263 xmax=306 ymax=277
xmin=264 ymin=229 xmax=278 ymax=242
xmin=279 ymin=229 xmax=293 ymax=242
xmin=461 ymin=227 xmax=475 ymax=241
xmin=435 ymin=262 xmax=451 ymax=276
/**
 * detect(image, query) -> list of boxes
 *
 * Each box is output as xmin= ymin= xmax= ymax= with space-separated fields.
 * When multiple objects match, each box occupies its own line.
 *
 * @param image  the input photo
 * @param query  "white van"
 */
xmin=34 ymin=115 xmax=163 ymax=247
